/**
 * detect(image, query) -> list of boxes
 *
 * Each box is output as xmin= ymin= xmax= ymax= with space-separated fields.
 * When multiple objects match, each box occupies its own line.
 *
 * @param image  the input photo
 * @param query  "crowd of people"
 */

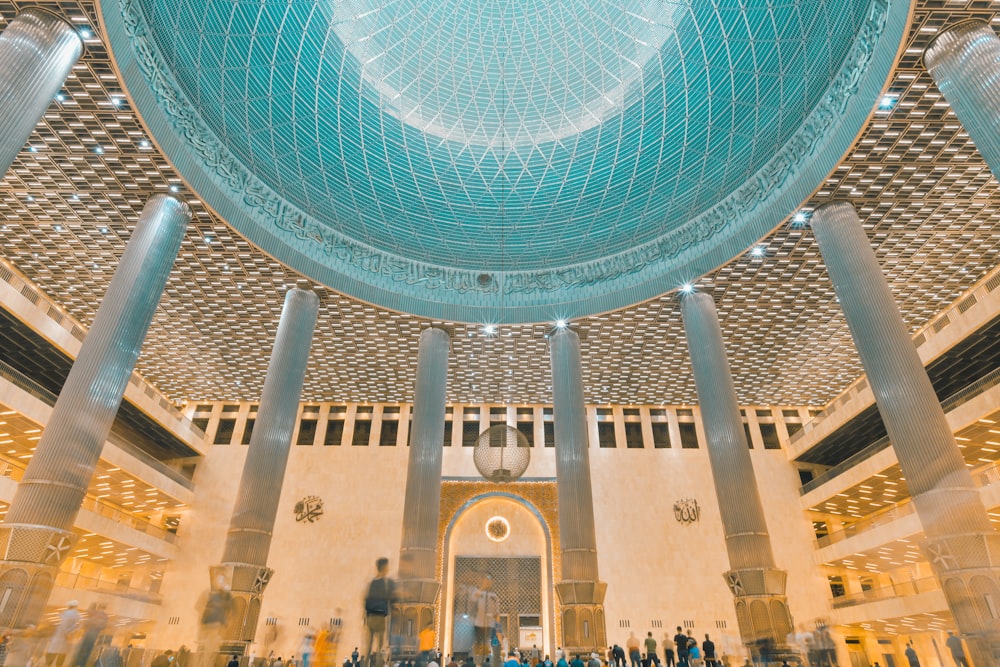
xmin=0 ymin=554 xmax=969 ymax=667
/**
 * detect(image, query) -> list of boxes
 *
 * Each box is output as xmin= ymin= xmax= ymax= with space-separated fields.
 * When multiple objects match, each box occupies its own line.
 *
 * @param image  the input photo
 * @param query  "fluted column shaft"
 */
xmin=398 ymin=327 xmax=450 ymax=583
xmin=222 ymin=288 xmax=319 ymax=566
xmin=813 ymin=202 xmax=999 ymax=663
xmin=811 ymin=202 xmax=990 ymax=536
xmin=6 ymin=194 xmax=190 ymax=531
xmin=681 ymin=293 xmax=791 ymax=652
xmin=550 ymin=328 xmax=607 ymax=652
xmin=926 ymin=21 xmax=1000 ymax=183
xmin=0 ymin=194 xmax=189 ymax=629
xmin=0 ymin=9 xmax=82 ymax=178
xmin=550 ymin=328 xmax=600 ymax=582
xmin=680 ymin=292 xmax=776 ymax=571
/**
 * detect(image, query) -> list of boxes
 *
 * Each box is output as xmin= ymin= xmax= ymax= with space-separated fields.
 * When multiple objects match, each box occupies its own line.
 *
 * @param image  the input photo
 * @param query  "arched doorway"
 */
xmin=442 ymin=493 xmax=555 ymax=661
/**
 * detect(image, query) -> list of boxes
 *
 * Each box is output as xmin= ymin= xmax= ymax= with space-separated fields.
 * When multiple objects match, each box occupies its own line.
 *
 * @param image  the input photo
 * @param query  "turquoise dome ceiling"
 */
xmin=102 ymin=0 xmax=908 ymax=323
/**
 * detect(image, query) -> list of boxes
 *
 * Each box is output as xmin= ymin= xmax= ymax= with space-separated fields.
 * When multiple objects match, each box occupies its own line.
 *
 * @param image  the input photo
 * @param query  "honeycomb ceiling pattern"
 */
xmin=0 ymin=0 xmax=997 ymax=406
xmin=102 ymin=0 xmax=902 ymax=321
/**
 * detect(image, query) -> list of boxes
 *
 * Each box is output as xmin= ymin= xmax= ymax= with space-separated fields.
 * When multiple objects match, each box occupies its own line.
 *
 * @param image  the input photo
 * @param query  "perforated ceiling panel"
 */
xmin=0 ymin=0 xmax=995 ymax=407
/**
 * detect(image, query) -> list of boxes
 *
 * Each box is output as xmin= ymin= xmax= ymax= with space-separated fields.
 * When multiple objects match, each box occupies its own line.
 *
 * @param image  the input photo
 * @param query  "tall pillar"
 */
xmin=680 ymin=293 xmax=793 ymax=656
xmin=925 ymin=21 xmax=1000 ymax=182
xmin=812 ymin=201 xmax=1000 ymax=663
xmin=549 ymin=328 xmax=607 ymax=655
xmin=397 ymin=327 xmax=450 ymax=650
xmin=0 ymin=9 xmax=82 ymax=177
xmin=0 ymin=194 xmax=190 ymax=628
xmin=213 ymin=288 xmax=319 ymax=653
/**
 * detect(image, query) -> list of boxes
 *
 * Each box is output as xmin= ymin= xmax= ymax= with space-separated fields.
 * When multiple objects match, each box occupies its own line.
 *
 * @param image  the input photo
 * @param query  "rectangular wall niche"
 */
xmin=453 ymin=556 xmax=542 ymax=655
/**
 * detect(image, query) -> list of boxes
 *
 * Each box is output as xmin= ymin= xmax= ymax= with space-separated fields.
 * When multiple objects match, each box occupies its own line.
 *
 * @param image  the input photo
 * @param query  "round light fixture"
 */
xmin=473 ymin=424 xmax=531 ymax=483
xmin=485 ymin=516 xmax=511 ymax=543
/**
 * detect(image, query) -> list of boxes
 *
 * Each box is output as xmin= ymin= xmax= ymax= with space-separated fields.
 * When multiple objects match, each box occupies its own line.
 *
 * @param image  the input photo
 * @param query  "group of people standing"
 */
xmin=611 ymin=628 xmax=717 ymax=667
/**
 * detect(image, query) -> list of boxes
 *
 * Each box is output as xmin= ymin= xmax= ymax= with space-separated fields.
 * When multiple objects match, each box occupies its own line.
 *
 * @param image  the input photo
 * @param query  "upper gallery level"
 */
xmin=0 ymin=258 xmax=207 ymax=469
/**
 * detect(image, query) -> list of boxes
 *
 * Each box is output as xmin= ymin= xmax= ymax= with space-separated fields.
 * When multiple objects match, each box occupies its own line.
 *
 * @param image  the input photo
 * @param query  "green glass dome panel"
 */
xmin=101 ymin=0 xmax=908 ymax=322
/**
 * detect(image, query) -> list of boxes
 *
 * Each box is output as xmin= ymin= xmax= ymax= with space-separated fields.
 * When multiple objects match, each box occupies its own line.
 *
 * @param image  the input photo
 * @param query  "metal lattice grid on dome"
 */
xmin=473 ymin=425 xmax=530 ymax=483
xmin=102 ymin=0 xmax=909 ymax=321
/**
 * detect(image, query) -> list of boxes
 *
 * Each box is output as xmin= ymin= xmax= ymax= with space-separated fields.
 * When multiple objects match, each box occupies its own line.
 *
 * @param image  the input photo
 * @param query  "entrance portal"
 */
xmin=442 ymin=493 xmax=554 ymax=660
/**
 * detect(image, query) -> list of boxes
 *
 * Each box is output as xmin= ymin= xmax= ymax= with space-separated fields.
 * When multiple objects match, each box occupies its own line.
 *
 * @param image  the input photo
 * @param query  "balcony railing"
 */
xmin=54 ymin=570 xmax=162 ymax=605
xmin=0 ymin=358 xmax=194 ymax=491
xmin=815 ymin=458 xmax=1000 ymax=548
xmin=0 ymin=460 xmax=177 ymax=544
xmin=816 ymin=500 xmax=917 ymax=548
xmin=801 ymin=365 xmax=1000 ymax=495
xmin=830 ymin=576 xmax=940 ymax=609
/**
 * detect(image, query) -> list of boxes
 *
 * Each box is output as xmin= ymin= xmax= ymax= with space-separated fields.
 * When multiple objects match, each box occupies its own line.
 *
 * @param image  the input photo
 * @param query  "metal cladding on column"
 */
xmin=925 ymin=21 xmax=1000 ymax=182
xmin=6 ymin=194 xmax=191 ymax=532
xmin=221 ymin=288 xmax=319 ymax=567
xmin=811 ymin=202 xmax=990 ymax=537
xmin=0 ymin=9 xmax=82 ymax=177
xmin=550 ymin=327 xmax=607 ymax=652
xmin=812 ymin=201 xmax=1000 ymax=662
xmin=0 ymin=194 xmax=189 ymax=628
xmin=680 ymin=293 xmax=792 ymax=652
xmin=398 ymin=326 xmax=450 ymax=589
xmin=680 ymin=292 xmax=776 ymax=571
xmin=394 ymin=327 xmax=449 ymax=644
xmin=550 ymin=327 xmax=600 ymax=583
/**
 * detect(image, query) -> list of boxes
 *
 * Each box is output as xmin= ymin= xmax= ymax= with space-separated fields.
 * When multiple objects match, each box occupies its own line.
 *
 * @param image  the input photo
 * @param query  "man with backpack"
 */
xmin=363 ymin=558 xmax=396 ymax=667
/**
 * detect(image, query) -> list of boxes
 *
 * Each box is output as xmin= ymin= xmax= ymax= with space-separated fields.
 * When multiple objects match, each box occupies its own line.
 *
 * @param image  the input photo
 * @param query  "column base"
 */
xmin=207 ymin=562 xmax=273 ymax=655
xmin=555 ymin=581 xmax=607 ymax=656
xmin=923 ymin=533 xmax=1000 ymax=664
xmin=0 ymin=525 xmax=75 ymax=628
xmin=724 ymin=568 xmax=795 ymax=659
xmin=396 ymin=578 xmax=441 ymax=658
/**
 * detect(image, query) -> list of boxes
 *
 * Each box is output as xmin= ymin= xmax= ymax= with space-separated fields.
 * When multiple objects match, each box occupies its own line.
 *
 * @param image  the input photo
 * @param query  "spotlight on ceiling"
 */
xmin=555 ymin=319 xmax=568 ymax=329
xmin=750 ymin=246 xmax=766 ymax=258
xmin=482 ymin=324 xmax=497 ymax=336
xmin=680 ymin=283 xmax=695 ymax=294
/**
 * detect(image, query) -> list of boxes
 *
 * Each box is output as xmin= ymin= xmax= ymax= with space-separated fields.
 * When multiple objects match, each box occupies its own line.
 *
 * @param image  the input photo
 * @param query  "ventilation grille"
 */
xmin=958 ymin=293 xmax=979 ymax=313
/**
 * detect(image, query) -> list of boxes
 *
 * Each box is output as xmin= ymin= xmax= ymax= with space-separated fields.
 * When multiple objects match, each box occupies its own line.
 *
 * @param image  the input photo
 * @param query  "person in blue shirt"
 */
xmin=570 ymin=654 xmax=586 ymax=667
xmin=556 ymin=655 xmax=569 ymax=667
xmin=505 ymin=653 xmax=522 ymax=667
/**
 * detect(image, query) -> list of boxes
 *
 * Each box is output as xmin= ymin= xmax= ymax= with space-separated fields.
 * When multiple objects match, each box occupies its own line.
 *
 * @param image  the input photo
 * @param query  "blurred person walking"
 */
xmin=45 ymin=600 xmax=80 ymax=666
xmin=73 ymin=603 xmax=108 ymax=667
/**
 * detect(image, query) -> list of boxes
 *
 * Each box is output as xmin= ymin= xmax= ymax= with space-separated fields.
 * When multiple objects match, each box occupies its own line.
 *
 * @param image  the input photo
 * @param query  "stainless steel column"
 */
xmin=0 ymin=194 xmax=190 ymax=628
xmin=812 ymin=201 xmax=1000 ymax=663
xmin=926 ymin=21 xmax=1000 ymax=182
xmin=0 ymin=9 xmax=82 ymax=177
xmin=680 ymin=292 xmax=792 ymax=655
xmin=214 ymin=288 xmax=319 ymax=649
xmin=550 ymin=328 xmax=606 ymax=654
xmin=397 ymin=327 xmax=450 ymax=646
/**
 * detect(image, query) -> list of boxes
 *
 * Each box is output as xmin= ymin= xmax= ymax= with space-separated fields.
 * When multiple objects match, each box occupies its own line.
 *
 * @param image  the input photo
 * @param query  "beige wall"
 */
xmin=152 ymin=436 xmax=831 ymax=663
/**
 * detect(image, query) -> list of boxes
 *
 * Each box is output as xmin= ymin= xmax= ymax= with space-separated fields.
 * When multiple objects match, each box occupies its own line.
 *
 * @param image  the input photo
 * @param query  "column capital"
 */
xmin=723 ymin=568 xmax=788 ymax=598
xmin=922 ymin=532 xmax=1000 ymax=573
xmin=0 ymin=525 xmax=75 ymax=567
xmin=213 ymin=562 xmax=275 ymax=596
xmin=554 ymin=581 xmax=607 ymax=606
xmin=397 ymin=579 xmax=441 ymax=605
